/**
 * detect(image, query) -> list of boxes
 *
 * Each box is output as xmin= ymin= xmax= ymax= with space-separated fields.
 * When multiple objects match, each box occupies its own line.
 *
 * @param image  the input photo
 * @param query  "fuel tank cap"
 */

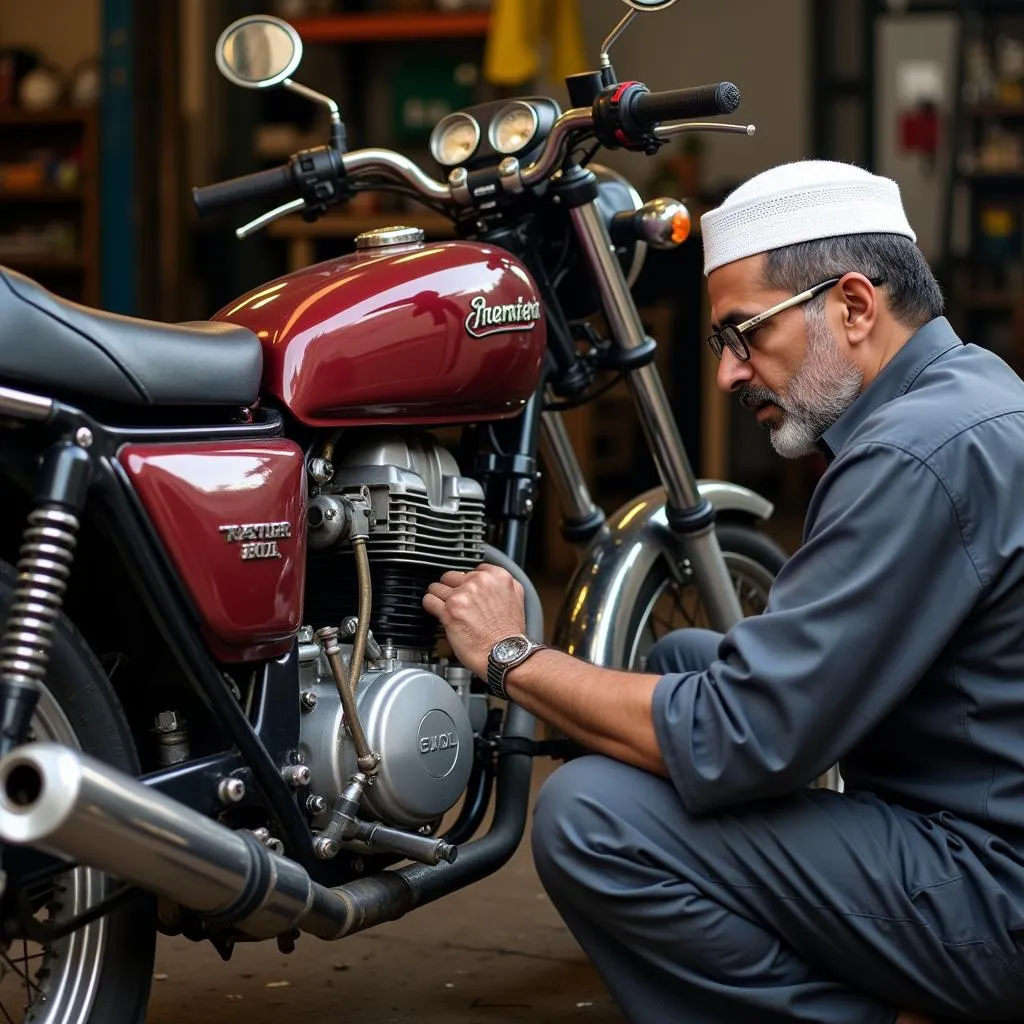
xmin=355 ymin=225 xmax=425 ymax=250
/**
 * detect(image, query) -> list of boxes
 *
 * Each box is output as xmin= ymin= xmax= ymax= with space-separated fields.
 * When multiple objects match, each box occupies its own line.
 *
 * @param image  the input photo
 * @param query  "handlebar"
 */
xmin=193 ymin=164 xmax=295 ymax=217
xmin=194 ymin=80 xmax=749 ymax=231
xmin=630 ymin=82 xmax=741 ymax=127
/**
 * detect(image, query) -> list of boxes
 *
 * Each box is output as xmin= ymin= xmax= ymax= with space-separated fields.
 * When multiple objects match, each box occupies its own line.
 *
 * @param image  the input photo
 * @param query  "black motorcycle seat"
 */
xmin=0 ymin=266 xmax=263 ymax=407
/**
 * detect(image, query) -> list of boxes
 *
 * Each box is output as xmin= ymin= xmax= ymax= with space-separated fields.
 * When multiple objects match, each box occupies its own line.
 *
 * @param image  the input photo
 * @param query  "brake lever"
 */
xmin=236 ymin=198 xmax=308 ymax=240
xmin=653 ymin=121 xmax=757 ymax=141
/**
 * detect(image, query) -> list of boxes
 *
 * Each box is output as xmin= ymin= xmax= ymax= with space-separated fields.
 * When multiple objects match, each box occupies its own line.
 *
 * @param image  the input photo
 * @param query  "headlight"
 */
xmin=489 ymin=102 xmax=539 ymax=156
xmin=429 ymin=112 xmax=481 ymax=168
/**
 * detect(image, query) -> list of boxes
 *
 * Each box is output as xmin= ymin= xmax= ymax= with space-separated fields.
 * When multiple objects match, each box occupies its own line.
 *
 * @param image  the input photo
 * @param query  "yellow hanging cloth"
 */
xmin=483 ymin=0 xmax=588 ymax=88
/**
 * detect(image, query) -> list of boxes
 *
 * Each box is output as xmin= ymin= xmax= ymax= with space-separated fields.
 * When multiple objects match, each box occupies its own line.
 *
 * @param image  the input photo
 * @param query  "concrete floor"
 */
xmin=146 ymin=760 xmax=623 ymax=1024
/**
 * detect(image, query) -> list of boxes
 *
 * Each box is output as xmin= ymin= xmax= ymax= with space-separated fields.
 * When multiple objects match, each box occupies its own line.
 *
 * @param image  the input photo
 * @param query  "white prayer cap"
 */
xmin=700 ymin=160 xmax=917 ymax=277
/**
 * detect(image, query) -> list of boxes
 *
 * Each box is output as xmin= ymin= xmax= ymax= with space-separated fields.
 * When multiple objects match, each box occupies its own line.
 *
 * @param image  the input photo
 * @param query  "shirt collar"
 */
xmin=818 ymin=316 xmax=962 ymax=461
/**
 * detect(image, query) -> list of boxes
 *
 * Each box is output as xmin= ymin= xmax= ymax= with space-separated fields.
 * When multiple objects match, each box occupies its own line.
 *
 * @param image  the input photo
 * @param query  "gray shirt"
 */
xmin=653 ymin=316 xmax=1024 ymax=842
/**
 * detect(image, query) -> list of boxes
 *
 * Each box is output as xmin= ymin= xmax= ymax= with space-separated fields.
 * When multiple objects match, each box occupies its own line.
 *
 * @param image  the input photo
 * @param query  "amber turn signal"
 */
xmin=638 ymin=198 xmax=691 ymax=249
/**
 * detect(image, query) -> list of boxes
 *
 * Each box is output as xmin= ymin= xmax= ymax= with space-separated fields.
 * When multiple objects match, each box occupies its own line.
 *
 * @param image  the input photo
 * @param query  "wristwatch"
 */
xmin=485 ymin=634 xmax=547 ymax=700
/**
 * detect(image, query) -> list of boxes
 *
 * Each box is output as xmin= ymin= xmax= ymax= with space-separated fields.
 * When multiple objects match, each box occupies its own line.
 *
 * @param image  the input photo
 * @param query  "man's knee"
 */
xmin=532 ymin=754 xmax=643 ymax=901
xmin=533 ymin=756 xmax=785 ymax=981
xmin=645 ymin=627 xmax=722 ymax=675
xmin=532 ymin=756 xmax=600 ymax=890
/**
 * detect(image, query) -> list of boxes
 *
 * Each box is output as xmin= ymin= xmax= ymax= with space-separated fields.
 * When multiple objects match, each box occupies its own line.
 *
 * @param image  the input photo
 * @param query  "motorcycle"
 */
xmin=0 ymin=1 xmax=786 ymax=1019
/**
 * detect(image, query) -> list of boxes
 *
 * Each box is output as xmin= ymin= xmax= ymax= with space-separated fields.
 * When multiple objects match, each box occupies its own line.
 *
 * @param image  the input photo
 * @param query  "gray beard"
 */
xmin=740 ymin=306 xmax=863 ymax=459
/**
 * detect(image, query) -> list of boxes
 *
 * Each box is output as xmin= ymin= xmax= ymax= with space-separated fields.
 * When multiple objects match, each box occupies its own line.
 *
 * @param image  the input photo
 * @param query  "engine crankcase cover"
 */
xmin=301 ymin=663 xmax=474 ymax=827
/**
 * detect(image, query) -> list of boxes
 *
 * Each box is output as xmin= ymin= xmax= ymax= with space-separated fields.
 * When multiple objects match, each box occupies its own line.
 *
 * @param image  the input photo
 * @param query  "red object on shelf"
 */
xmin=290 ymin=10 xmax=490 ymax=43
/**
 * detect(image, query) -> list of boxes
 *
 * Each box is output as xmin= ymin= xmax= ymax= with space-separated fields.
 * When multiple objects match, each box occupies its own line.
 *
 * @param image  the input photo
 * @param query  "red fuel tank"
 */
xmin=214 ymin=232 xmax=547 ymax=427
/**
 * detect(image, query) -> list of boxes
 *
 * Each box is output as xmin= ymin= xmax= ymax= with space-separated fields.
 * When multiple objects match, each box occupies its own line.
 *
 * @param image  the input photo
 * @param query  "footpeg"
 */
xmin=351 ymin=820 xmax=457 ymax=865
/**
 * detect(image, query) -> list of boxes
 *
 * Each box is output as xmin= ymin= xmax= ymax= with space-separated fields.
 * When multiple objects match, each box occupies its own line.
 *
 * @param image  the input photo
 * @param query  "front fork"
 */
xmin=0 ymin=434 xmax=92 ymax=757
xmin=561 ymin=192 xmax=744 ymax=631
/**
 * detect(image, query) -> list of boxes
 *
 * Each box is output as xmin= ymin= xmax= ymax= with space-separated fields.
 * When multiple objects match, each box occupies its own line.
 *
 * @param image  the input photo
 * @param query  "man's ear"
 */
xmin=837 ymin=273 xmax=877 ymax=345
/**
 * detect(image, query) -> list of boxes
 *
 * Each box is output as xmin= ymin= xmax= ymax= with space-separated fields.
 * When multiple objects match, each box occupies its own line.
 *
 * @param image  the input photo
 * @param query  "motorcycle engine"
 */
xmin=300 ymin=432 xmax=488 ymax=830
xmin=296 ymin=634 xmax=480 ymax=828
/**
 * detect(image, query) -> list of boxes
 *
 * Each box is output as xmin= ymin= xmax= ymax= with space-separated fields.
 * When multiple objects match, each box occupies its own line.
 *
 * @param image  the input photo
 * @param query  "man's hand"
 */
xmin=422 ymin=564 xmax=527 ymax=677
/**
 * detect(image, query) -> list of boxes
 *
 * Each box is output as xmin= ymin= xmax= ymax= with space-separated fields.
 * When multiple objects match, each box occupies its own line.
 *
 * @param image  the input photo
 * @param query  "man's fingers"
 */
xmin=422 ymin=592 xmax=445 ymax=619
xmin=426 ymin=582 xmax=454 ymax=600
xmin=439 ymin=570 xmax=470 ymax=587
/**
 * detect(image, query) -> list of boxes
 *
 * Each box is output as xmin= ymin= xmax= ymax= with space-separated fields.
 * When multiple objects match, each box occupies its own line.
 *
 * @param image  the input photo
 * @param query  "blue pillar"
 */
xmin=99 ymin=0 xmax=136 ymax=313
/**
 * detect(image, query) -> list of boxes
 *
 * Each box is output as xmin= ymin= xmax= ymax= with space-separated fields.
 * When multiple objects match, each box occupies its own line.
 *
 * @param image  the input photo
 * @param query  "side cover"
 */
xmin=119 ymin=439 xmax=307 ymax=662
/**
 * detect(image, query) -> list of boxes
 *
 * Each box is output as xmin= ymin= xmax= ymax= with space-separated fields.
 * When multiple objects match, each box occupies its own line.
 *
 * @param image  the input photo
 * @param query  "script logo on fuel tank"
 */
xmin=464 ymin=295 xmax=542 ymax=339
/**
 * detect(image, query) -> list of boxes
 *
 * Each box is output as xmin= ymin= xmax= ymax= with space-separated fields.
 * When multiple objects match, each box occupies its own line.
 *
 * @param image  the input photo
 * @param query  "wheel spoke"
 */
xmin=0 ymin=998 xmax=16 ymax=1024
xmin=2 ymin=950 xmax=44 ymax=999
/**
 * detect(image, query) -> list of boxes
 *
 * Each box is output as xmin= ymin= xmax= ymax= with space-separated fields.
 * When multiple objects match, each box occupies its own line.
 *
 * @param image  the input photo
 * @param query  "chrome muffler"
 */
xmin=0 ymin=743 xmax=419 ymax=941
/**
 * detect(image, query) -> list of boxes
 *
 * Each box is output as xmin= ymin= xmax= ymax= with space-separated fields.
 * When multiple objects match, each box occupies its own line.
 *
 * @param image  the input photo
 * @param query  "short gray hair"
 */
xmin=761 ymin=233 xmax=944 ymax=329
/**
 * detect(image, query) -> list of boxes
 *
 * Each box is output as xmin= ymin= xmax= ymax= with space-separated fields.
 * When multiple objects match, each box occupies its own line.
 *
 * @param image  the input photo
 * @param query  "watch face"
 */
xmin=493 ymin=636 xmax=529 ymax=665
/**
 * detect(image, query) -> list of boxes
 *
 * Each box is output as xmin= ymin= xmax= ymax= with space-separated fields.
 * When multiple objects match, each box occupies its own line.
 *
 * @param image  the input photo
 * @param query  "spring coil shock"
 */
xmin=0 ymin=504 xmax=80 ymax=686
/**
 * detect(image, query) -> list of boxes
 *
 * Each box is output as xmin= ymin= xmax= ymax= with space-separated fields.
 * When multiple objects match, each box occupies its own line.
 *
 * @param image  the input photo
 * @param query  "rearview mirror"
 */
xmin=215 ymin=15 xmax=303 ymax=89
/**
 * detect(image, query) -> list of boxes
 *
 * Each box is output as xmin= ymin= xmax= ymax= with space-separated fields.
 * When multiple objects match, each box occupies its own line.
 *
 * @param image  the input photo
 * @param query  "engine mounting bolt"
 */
xmin=300 ymin=690 xmax=318 ymax=712
xmin=305 ymin=794 xmax=327 ymax=815
xmin=217 ymin=778 xmax=246 ymax=804
xmin=308 ymin=457 xmax=334 ymax=485
xmin=314 ymin=836 xmax=339 ymax=860
xmin=524 ymin=498 xmax=535 ymax=513
xmin=282 ymin=764 xmax=312 ymax=787
xmin=74 ymin=426 xmax=93 ymax=448
xmin=153 ymin=710 xmax=182 ymax=733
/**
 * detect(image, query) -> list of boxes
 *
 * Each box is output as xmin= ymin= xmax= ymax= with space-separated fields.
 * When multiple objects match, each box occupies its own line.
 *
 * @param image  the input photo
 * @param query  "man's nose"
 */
xmin=716 ymin=347 xmax=754 ymax=393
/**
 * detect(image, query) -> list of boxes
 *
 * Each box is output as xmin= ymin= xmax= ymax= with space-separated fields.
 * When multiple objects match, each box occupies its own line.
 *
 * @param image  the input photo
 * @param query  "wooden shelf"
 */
xmin=0 ymin=254 xmax=84 ymax=271
xmin=0 ymin=189 xmax=83 ymax=202
xmin=0 ymin=108 xmax=93 ymax=126
xmin=268 ymin=211 xmax=454 ymax=238
xmin=268 ymin=210 xmax=456 ymax=272
xmin=290 ymin=10 xmax=490 ymax=43
xmin=960 ymin=168 xmax=1024 ymax=182
xmin=966 ymin=104 xmax=1024 ymax=118
xmin=956 ymin=290 xmax=1021 ymax=311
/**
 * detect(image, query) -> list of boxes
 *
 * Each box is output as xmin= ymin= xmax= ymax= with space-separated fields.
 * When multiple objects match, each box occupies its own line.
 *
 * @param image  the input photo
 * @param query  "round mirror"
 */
xmin=215 ymin=15 xmax=303 ymax=89
xmin=622 ymin=0 xmax=680 ymax=9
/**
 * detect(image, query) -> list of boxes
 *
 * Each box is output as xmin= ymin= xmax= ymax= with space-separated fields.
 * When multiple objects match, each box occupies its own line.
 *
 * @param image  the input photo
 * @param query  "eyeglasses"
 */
xmin=706 ymin=275 xmax=884 ymax=363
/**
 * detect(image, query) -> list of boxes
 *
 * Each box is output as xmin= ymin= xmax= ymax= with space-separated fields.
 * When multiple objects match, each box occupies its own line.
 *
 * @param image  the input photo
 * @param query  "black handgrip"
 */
xmin=192 ymin=163 xmax=295 ymax=217
xmin=630 ymin=82 xmax=741 ymax=128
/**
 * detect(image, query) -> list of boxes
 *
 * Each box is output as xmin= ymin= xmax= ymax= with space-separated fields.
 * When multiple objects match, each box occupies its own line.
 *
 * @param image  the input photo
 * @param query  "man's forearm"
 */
xmin=503 ymin=650 xmax=668 ymax=776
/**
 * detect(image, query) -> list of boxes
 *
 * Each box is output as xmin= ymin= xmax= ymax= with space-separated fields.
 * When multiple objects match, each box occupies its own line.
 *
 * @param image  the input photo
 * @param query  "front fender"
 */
xmin=551 ymin=481 xmax=774 ymax=668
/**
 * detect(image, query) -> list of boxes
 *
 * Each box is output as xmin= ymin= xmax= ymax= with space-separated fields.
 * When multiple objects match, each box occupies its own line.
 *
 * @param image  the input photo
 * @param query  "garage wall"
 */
xmin=574 ymin=0 xmax=812 ymax=196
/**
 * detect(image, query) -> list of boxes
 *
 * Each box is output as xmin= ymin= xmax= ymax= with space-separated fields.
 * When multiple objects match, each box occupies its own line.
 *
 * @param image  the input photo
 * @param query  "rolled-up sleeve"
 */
xmin=652 ymin=441 xmax=986 ymax=813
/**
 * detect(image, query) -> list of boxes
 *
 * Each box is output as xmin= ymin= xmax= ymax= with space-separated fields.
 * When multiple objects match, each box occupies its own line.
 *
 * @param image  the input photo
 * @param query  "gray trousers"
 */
xmin=531 ymin=629 xmax=1024 ymax=1023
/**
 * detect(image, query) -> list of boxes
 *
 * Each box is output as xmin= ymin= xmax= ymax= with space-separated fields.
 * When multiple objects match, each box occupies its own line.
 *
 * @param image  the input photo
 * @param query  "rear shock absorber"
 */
xmin=0 ymin=440 xmax=92 ymax=756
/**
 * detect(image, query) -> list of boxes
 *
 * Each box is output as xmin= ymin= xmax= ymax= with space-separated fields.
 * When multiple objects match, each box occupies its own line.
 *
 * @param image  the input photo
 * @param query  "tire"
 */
xmin=623 ymin=522 xmax=788 ymax=671
xmin=0 ymin=559 xmax=156 ymax=1024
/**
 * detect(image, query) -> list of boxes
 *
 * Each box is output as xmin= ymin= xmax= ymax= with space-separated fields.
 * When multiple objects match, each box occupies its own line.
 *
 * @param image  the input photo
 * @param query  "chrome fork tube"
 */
xmin=539 ymin=410 xmax=599 ymax=524
xmin=568 ymin=199 xmax=743 ymax=629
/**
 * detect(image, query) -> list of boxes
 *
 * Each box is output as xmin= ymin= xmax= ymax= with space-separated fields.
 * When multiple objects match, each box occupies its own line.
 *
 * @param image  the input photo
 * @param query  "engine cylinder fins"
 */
xmin=306 ymin=562 xmax=455 ymax=650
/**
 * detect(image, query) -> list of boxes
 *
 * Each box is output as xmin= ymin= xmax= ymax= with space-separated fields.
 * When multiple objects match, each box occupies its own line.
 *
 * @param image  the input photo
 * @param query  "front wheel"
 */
xmin=0 ymin=561 xmax=156 ymax=1024
xmin=624 ymin=522 xmax=787 ymax=671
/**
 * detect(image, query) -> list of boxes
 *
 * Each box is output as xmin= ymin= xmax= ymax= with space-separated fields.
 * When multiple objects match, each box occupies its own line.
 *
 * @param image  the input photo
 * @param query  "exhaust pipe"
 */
xmin=0 ymin=742 xmax=420 ymax=940
xmin=0 ymin=735 xmax=534 ymax=941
